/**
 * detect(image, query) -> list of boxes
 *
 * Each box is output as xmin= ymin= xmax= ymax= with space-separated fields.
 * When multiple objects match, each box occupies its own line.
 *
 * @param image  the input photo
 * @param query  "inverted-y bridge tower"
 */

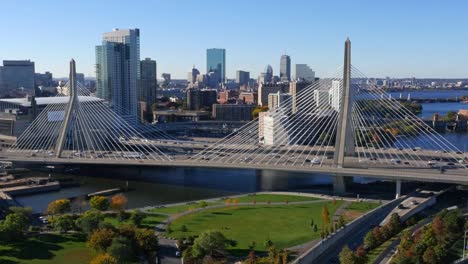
xmin=332 ymin=38 xmax=355 ymax=193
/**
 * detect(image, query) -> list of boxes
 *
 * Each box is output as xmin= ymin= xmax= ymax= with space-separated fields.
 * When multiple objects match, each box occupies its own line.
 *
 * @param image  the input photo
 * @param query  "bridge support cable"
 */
xmin=351 ymin=67 xmax=467 ymax=170
xmin=194 ymin=74 xmax=339 ymax=165
xmin=193 ymin=69 xmax=345 ymax=169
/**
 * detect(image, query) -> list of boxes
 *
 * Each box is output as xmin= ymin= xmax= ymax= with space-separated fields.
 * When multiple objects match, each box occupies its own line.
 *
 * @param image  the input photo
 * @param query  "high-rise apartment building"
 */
xmin=140 ymin=58 xmax=157 ymax=122
xmin=0 ymin=60 xmax=35 ymax=91
xmin=280 ymin=55 xmax=291 ymax=82
xmin=96 ymin=28 xmax=140 ymax=118
xmin=206 ymin=48 xmax=226 ymax=84
xmin=294 ymin=64 xmax=315 ymax=82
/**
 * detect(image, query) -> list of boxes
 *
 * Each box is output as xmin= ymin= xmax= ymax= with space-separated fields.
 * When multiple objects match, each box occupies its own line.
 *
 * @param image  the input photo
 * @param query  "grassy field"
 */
xmin=0 ymin=233 xmax=93 ymax=264
xmin=168 ymin=200 xmax=343 ymax=254
xmin=346 ymin=201 xmax=380 ymax=212
xmin=104 ymin=212 xmax=167 ymax=228
xmin=149 ymin=201 xmax=221 ymax=215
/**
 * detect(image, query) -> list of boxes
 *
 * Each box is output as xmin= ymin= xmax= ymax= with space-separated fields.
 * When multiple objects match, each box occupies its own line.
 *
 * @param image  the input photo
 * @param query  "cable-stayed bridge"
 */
xmin=2 ymin=39 xmax=467 ymax=195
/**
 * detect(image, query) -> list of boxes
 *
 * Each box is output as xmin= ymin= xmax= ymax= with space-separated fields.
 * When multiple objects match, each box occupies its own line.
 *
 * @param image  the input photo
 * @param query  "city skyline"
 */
xmin=1 ymin=0 xmax=468 ymax=79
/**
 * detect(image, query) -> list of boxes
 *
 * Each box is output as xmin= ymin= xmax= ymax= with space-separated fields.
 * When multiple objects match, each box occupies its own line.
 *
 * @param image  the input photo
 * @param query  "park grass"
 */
xmin=104 ymin=212 xmax=167 ymax=228
xmin=0 ymin=233 xmax=93 ymax=264
xmin=347 ymin=201 xmax=380 ymax=212
xmin=149 ymin=201 xmax=220 ymax=215
xmin=223 ymin=194 xmax=321 ymax=203
xmin=168 ymin=200 xmax=343 ymax=255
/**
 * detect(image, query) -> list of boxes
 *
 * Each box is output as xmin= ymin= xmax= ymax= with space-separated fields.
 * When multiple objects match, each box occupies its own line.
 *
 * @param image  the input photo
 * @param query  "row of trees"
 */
xmin=339 ymin=213 xmax=403 ymax=264
xmin=47 ymin=194 xmax=128 ymax=217
xmin=245 ymin=239 xmax=290 ymax=264
xmin=392 ymin=208 xmax=466 ymax=264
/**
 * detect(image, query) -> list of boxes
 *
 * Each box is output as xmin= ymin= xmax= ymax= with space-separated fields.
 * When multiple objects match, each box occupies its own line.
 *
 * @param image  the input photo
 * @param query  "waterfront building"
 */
xmin=280 ymin=55 xmax=291 ymax=82
xmin=236 ymin=70 xmax=250 ymax=85
xmin=0 ymin=60 xmax=35 ymax=91
xmin=95 ymin=28 xmax=140 ymax=118
xmin=212 ymin=104 xmax=256 ymax=121
xmin=206 ymin=48 xmax=226 ymax=84
xmin=260 ymin=111 xmax=289 ymax=145
xmin=294 ymin=64 xmax=315 ymax=82
xmin=140 ymin=58 xmax=157 ymax=122
xmin=218 ymin=90 xmax=238 ymax=104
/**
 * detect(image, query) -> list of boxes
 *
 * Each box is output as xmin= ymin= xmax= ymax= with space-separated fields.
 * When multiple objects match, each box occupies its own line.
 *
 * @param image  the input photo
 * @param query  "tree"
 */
xmin=88 ymin=228 xmax=115 ymax=252
xmin=107 ymin=236 xmax=135 ymax=263
xmin=129 ymin=210 xmax=145 ymax=227
xmin=388 ymin=213 xmax=401 ymax=234
xmin=225 ymin=198 xmax=231 ymax=205
xmin=180 ymin=225 xmax=188 ymax=232
xmin=432 ymin=217 xmax=444 ymax=241
xmin=332 ymin=198 xmax=337 ymax=206
xmin=90 ymin=196 xmax=110 ymax=211
xmin=422 ymin=247 xmax=437 ymax=264
xmin=355 ymin=245 xmax=368 ymax=264
xmin=445 ymin=111 xmax=457 ymax=122
xmin=321 ymin=205 xmax=330 ymax=226
xmin=372 ymin=227 xmax=384 ymax=244
xmin=364 ymin=230 xmax=378 ymax=249
xmin=47 ymin=199 xmax=71 ymax=215
xmin=339 ymin=246 xmax=355 ymax=264
xmin=313 ymin=224 xmax=318 ymax=233
xmin=135 ymin=228 xmax=159 ymax=264
xmin=89 ymin=253 xmax=118 ymax=264
xmin=53 ymin=215 xmax=75 ymax=233
xmin=110 ymin=194 xmax=128 ymax=212
xmin=76 ymin=210 xmax=103 ymax=234
xmin=337 ymin=215 xmax=346 ymax=228
xmin=192 ymin=230 xmax=231 ymax=258
xmin=1 ymin=212 xmax=29 ymax=241
xmin=9 ymin=206 xmax=32 ymax=222
xmin=252 ymin=106 xmax=268 ymax=119
xmin=110 ymin=194 xmax=128 ymax=221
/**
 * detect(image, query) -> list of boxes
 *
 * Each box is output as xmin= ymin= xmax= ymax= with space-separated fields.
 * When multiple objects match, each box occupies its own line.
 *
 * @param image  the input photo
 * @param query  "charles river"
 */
xmin=16 ymin=90 xmax=468 ymax=213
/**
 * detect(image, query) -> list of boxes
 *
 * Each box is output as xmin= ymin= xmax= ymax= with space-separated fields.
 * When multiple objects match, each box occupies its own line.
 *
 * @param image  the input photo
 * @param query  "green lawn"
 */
xmin=0 ymin=233 xmax=93 ymax=264
xmin=168 ymin=201 xmax=342 ymax=255
xmin=224 ymin=194 xmax=321 ymax=203
xmin=148 ymin=201 xmax=220 ymax=215
xmin=104 ymin=212 xmax=167 ymax=228
xmin=346 ymin=201 xmax=380 ymax=212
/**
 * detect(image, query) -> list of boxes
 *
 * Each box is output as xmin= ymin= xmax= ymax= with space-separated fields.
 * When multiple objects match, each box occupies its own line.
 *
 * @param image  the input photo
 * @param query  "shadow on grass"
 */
xmin=0 ymin=233 xmax=77 ymax=261
xmin=228 ymin=248 xmax=267 ymax=257
xmin=211 ymin=212 xmax=233 ymax=215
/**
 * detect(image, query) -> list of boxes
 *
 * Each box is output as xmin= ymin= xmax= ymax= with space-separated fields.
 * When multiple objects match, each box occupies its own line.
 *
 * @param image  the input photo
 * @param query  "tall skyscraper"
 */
xmin=140 ymin=58 xmax=157 ymax=122
xmin=236 ymin=70 xmax=250 ymax=85
xmin=0 ymin=60 xmax=35 ymax=91
xmin=96 ymin=28 xmax=140 ymax=118
xmin=280 ymin=55 xmax=291 ymax=82
xmin=294 ymin=64 xmax=315 ymax=82
xmin=206 ymin=48 xmax=226 ymax=84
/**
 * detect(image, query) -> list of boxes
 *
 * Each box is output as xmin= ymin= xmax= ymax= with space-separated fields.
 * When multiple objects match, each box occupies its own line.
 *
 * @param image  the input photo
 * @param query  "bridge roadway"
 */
xmin=2 ymin=151 xmax=468 ymax=186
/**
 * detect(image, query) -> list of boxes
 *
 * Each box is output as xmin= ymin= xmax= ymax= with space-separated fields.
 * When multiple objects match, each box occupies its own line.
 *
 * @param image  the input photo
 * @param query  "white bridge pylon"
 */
xmin=7 ymin=41 xmax=468 ymax=175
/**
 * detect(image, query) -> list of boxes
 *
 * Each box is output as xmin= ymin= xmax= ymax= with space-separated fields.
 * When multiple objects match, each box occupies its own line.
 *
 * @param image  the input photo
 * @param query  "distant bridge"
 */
xmin=2 ymin=39 xmax=467 ymax=196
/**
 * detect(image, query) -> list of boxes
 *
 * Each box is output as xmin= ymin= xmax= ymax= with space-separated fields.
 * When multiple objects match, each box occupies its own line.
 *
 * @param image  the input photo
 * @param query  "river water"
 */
xmin=14 ymin=91 xmax=468 ymax=213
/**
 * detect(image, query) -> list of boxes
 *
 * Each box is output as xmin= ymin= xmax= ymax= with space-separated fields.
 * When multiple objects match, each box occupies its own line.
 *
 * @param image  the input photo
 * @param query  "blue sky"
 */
xmin=1 ymin=0 xmax=467 ymax=78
